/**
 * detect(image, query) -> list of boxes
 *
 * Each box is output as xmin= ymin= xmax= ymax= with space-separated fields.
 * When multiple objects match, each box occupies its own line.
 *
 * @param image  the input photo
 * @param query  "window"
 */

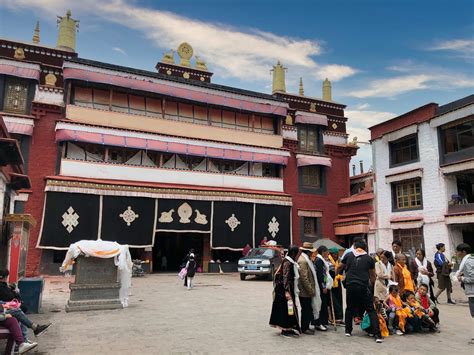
xmin=392 ymin=179 xmax=422 ymax=210
xmin=442 ymin=119 xmax=474 ymax=154
xmin=298 ymin=125 xmax=319 ymax=153
xmin=301 ymin=166 xmax=321 ymax=188
xmin=3 ymin=77 xmax=30 ymax=114
xmin=389 ymin=135 xmax=418 ymax=166
xmin=393 ymin=228 xmax=424 ymax=254
xmin=303 ymin=217 xmax=318 ymax=238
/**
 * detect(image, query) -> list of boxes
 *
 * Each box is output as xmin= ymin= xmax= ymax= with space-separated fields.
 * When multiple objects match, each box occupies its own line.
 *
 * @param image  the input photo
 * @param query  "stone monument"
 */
xmin=65 ymin=256 xmax=123 ymax=312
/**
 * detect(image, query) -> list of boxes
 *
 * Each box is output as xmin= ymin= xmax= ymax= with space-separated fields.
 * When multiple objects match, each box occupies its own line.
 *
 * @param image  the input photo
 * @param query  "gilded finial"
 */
xmin=323 ymin=78 xmax=332 ymax=101
xmin=162 ymin=49 xmax=175 ymax=64
xmin=195 ymin=56 xmax=208 ymax=71
xmin=56 ymin=9 xmax=79 ymax=52
xmin=32 ymin=21 xmax=40 ymax=44
xmin=177 ymin=42 xmax=193 ymax=67
xmin=299 ymin=77 xmax=304 ymax=96
xmin=271 ymin=61 xmax=287 ymax=94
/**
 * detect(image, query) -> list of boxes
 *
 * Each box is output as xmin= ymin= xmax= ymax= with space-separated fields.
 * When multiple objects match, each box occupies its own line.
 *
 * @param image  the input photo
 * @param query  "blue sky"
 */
xmin=1 ymin=0 xmax=473 ymax=172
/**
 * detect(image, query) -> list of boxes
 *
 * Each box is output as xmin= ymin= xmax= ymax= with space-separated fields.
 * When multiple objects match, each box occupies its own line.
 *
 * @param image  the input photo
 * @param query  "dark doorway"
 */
xmin=462 ymin=228 xmax=474 ymax=249
xmin=153 ymin=232 xmax=204 ymax=271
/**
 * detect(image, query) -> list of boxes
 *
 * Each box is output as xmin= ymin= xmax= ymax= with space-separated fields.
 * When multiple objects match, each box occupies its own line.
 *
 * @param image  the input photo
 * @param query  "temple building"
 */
xmin=0 ymin=12 xmax=359 ymax=274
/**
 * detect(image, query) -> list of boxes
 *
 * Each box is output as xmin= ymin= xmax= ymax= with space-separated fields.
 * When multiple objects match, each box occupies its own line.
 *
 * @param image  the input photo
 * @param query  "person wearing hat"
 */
xmin=328 ymin=247 xmax=344 ymax=323
xmin=297 ymin=242 xmax=320 ymax=334
xmin=434 ymin=243 xmax=455 ymax=304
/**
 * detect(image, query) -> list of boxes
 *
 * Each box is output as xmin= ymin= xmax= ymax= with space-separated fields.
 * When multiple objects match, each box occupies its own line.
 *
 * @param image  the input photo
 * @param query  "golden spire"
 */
xmin=299 ymin=77 xmax=304 ymax=96
xmin=323 ymin=78 xmax=332 ymax=101
xmin=56 ymin=10 xmax=79 ymax=52
xmin=271 ymin=61 xmax=286 ymax=94
xmin=32 ymin=21 xmax=40 ymax=44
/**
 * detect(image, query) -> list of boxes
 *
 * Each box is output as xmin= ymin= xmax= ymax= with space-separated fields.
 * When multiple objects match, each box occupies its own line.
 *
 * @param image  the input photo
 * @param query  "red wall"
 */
xmin=24 ymin=105 xmax=62 ymax=276
xmin=284 ymin=148 xmax=351 ymax=245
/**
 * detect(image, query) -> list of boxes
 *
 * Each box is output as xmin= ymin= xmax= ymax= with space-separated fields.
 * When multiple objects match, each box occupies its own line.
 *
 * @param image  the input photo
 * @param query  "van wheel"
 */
xmin=240 ymin=273 xmax=246 ymax=281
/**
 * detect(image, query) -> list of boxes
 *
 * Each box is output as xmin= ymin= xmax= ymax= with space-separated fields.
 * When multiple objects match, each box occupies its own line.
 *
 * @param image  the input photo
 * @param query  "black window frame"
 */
xmin=297 ymin=124 xmax=323 ymax=154
xmin=391 ymin=178 xmax=423 ymax=212
xmin=389 ymin=134 xmax=419 ymax=168
xmin=439 ymin=118 xmax=474 ymax=165
xmin=300 ymin=216 xmax=321 ymax=242
xmin=0 ymin=75 xmax=35 ymax=115
xmin=298 ymin=166 xmax=326 ymax=194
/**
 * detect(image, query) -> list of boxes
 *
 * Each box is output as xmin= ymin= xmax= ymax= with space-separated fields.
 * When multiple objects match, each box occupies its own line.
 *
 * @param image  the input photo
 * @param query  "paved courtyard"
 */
xmin=18 ymin=274 xmax=474 ymax=354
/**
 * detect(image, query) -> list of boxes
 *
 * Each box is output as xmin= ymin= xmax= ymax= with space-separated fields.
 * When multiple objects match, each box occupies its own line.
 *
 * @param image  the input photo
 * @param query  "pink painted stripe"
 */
xmin=63 ymin=67 xmax=287 ymax=116
xmin=295 ymin=113 xmax=328 ymax=126
xmin=4 ymin=122 xmax=34 ymax=135
xmin=296 ymin=154 xmax=331 ymax=167
xmin=56 ymin=129 xmax=288 ymax=165
xmin=0 ymin=64 xmax=40 ymax=81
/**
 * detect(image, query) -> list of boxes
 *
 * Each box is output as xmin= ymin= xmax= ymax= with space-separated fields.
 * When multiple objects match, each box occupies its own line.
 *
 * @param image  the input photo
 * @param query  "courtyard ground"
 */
xmin=18 ymin=273 xmax=474 ymax=354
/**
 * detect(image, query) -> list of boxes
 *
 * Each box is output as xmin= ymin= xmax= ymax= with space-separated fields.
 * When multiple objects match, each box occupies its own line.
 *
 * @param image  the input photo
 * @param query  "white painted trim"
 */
xmin=382 ymin=124 xmax=417 ymax=143
xmin=297 ymin=210 xmax=323 ymax=217
xmin=151 ymin=199 xmax=158 ymax=247
xmin=60 ymin=159 xmax=284 ymax=193
xmin=0 ymin=58 xmax=41 ymax=71
xmin=64 ymin=61 xmax=288 ymax=108
xmin=430 ymin=104 xmax=474 ymax=128
xmin=322 ymin=133 xmax=346 ymax=145
xmin=2 ymin=116 xmax=35 ymax=126
xmin=441 ymin=159 xmax=474 ymax=174
xmin=385 ymin=168 xmax=423 ymax=184
xmin=97 ymin=195 xmax=103 ymax=240
xmin=35 ymin=194 xmax=48 ymax=249
xmin=445 ymin=214 xmax=474 ymax=225
xmin=390 ymin=221 xmax=424 ymax=229
xmin=56 ymin=121 xmax=290 ymax=157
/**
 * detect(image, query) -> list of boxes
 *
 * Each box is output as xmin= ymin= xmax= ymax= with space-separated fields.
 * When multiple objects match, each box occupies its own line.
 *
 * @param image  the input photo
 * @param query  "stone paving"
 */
xmin=17 ymin=274 xmax=474 ymax=354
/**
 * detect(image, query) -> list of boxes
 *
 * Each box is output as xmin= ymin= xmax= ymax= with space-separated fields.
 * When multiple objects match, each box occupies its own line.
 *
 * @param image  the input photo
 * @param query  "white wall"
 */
xmin=372 ymin=122 xmax=452 ymax=261
xmin=60 ymin=159 xmax=284 ymax=193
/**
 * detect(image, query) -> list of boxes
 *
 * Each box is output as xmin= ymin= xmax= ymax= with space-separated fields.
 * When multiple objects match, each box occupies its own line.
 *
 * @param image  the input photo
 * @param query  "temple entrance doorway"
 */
xmin=153 ymin=232 xmax=204 ymax=272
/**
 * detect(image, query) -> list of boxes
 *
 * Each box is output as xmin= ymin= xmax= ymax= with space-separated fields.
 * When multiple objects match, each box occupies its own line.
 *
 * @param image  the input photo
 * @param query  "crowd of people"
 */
xmin=0 ymin=270 xmax=52 ymax=353
xmin=269 ymin=238 xmax=474 ymax=344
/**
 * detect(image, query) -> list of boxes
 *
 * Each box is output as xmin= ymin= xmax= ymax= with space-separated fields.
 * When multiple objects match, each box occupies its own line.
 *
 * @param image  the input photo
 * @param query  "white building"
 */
xmin=370 ymin=95 xmax=473 ymax=260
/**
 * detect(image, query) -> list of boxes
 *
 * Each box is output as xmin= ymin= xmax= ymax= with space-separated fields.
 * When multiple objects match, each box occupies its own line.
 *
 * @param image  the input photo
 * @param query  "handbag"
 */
xmin=178 ymin=267 xmax=187 ymax=280
xmin=360 ymin=313 xmax=371 ymax=330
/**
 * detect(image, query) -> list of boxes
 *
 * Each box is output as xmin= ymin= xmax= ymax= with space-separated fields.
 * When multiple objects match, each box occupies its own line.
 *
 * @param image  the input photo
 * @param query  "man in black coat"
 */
xmin=313 ymin=245 xmax=329 ymax=331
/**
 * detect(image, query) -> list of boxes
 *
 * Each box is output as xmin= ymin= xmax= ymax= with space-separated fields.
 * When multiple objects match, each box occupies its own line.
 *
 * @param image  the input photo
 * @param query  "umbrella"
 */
xmin=312 ymin=238 xmax=345 ymax=251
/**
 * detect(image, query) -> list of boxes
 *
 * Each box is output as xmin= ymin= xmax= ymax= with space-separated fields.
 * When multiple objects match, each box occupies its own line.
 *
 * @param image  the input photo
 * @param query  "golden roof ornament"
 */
xmin=32 ymin=21 xmax=40 ymax=44
xmin=177 ymin=42 xmax=193 ymax=67
xmin=162 ymin=49 xmax=175 ymax=64
xmin=299 ymin=77 xmax=304 ymax=96
xmin=56 ymin=9 xmax=79 ymax=52
xmin=14 ymin=48 xmax=25 ymax=60
xmin=271 ymin=61 xmax=287 ymax=94
xmin=323 ymin=78 xmax=332 ymax=101
xmin=195 ymin=56 xmax=208 ymax=71
xmin=45 ymin=73 xmax=57 ymax=86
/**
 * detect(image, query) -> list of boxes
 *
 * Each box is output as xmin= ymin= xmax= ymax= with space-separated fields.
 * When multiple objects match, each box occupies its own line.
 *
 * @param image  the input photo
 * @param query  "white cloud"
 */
xmin=347 ymin=75 xmax=431 ymax=98
xmin=427 ymin=39 xmax=474 ymax=58
xmin=1 ymin=0 xmax=357 ymax=84
xmin=112 ymin=47 xmax=126 ymax=55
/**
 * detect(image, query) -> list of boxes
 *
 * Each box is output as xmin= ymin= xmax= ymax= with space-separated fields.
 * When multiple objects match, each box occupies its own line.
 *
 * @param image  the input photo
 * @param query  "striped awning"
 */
xmin=0 ymin=59 xmax=40 ymax=81
xmin=296 ymin=154 xmax=331 ymax=167
xmin=3 ymin=117 xmax=35 ymax=136
xmin=294 ymin=111 xmax=328 ymax=126
xmin=56 ymin=128 xmax=289 ymax=165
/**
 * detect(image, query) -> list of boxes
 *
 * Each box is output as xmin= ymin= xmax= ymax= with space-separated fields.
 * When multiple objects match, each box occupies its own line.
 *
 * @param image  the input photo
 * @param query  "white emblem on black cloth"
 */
xmin=225 ymin=214 xmax=241 ymax=232
xmin=178 ymin=203 xmax=192 ymax=223
xmin=268 ymin=216 xmax=279 ymax=238
xmin=62 ymin=206 xmax=79 ymax=234
xmin=120 ymin=206 xmax=139 ymax=226
xmin=194 ymin=209 xmax=208 ymax=225
xmin=159 ymin=209 xmax=174 ymax=223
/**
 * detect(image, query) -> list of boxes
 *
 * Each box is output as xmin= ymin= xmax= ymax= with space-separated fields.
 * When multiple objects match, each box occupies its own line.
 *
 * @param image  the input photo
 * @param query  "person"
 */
xmin=455 ymin=243 xmax=474 ymax=344
xmin=374 ymin=251 xmax=392 ymax=300
xmin=328 ymin=247 xmax=344 ymax=323
xmin=415 ymin=283 xmax=439 ymax=326
xmin=434 ymin=243 xmax=455 ymax=304
xmin=410 ymin=249 xmax=435 ymax=301
xmin=0 ymin=310 xmax=37 ymax=354
xmin=337 ymin=239 xmax=383 ymax=343
xmin=297 ymin=242 xmax=320 ymax=334
xmin=269 ymin=245 xmax=301 ymax=338
xmin=182 ymin=249 xmax=195 ymax=287
xmin=313 ymin=245 xmax=330 ymax=331
xmin=405 ymin=290 xmax=438 ymax=332
xmin=375 ymin=248 xmax=385 ymax=262
xmin=185 ymin=254 xmax=197 ymax=290
xmin=389 ymin=241 xmax=402 ymax=265
xmin=393 ymin=254 xmax=414 ymax=295
xmin=161 ymin=255 xmax=167 ymax=271
xmin=368 ymin=296 xmax=389 ymax=338
xmin=384 ymin=284 xmax=411 ymax=335
xmin=260 ymin=237 xmax=268 ymax=246
xmin=242 ymin=244 xmax=251 ymax=257
xmin=0 ymin=270 xmax=52 ymax=340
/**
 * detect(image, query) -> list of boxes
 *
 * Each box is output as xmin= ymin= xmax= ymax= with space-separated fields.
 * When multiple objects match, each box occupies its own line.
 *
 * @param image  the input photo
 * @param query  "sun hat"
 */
xmin=300 ymin=242 xmax=316 ymax=252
